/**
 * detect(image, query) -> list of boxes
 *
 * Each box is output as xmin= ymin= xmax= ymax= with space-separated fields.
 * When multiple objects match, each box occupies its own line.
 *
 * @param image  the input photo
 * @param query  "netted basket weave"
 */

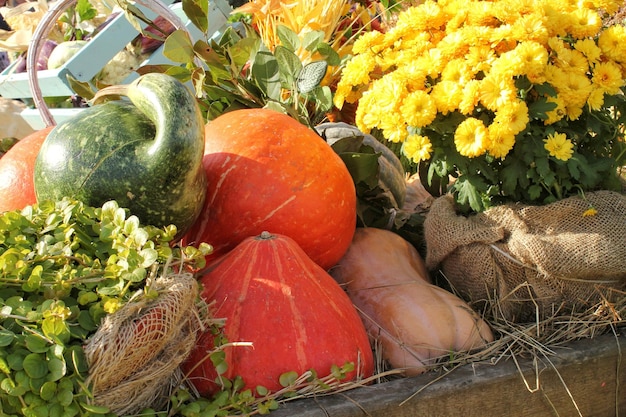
xmin=424 ymin=190 xmax=626 ymax=322
xmin=84 ymin=272 xmax=207 ymax=415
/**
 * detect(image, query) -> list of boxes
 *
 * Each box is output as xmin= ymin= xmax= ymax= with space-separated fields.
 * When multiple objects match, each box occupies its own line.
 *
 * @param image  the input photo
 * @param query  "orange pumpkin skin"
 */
xmin=0 ymin=126 xmax=53 ymax=212
xmin=183 ymin=232 xmax=374 ymax=397
xmin=182 ymin=108 xmax=357 ymax=270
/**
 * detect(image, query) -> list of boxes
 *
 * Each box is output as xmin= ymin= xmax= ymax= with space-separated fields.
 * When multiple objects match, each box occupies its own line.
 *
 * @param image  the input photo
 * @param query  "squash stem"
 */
xmin=91 ymin=85 xmax=131 ymax=105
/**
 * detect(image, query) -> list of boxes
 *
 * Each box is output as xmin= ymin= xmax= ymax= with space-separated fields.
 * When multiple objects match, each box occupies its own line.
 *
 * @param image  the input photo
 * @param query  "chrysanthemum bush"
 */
xmin=334 ymin=0 xmax=626 ymax=212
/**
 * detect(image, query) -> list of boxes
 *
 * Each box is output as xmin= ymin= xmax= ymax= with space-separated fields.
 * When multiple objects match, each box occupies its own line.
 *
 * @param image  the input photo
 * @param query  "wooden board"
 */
xmin=270 ymin=332 xmax=625 ymax=417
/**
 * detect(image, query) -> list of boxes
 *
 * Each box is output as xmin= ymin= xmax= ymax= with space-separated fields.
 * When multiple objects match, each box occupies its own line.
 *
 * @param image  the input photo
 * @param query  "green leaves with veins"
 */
xmin=139 ymin=0 xmax=339 ymax=126
xmin=0 ymin=198 xmax=209 ymax=417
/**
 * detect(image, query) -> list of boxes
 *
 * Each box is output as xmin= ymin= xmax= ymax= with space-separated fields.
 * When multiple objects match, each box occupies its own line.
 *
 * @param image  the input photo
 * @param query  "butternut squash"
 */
xmin=330 ymin=227 xmax=494 ymax=376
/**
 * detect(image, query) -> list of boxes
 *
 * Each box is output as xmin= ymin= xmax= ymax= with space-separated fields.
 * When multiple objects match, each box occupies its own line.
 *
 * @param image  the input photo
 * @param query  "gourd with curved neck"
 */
xmin=34 ymin=73 xmax=207 ymax=236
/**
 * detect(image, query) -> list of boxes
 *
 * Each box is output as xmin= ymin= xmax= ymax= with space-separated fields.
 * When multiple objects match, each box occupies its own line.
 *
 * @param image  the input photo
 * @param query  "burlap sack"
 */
xmin=84 ymin=273 xmax=207 ymax=415
xmin=424 ymin=190 xmax=626 ymax=322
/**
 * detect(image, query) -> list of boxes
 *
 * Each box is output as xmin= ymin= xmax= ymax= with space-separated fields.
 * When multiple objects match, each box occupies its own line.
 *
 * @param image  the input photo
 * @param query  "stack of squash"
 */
xmin=0 ymin=72 xmax=493 ymax=398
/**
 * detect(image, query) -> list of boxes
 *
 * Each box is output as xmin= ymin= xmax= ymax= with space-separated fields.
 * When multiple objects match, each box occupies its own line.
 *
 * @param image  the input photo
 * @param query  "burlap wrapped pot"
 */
xmin=424 ymin=190 xmax=626 ymax=322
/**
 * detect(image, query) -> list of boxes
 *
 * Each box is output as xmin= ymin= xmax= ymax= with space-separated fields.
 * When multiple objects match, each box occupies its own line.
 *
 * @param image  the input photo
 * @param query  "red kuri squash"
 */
xmin=182 ymin=108 xmax=357 ymax=270
xmin=183 ymin=231 xmax=374 ymax=397
xmin=0 ymin=126 xmax=53 ymax=212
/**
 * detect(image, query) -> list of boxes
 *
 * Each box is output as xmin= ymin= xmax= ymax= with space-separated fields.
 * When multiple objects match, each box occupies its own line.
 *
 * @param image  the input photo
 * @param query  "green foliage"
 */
xmin=135 ymin=0 xmax=340 ymax=127
xmin=327 ymin=134 xmax=428 ymax=255
xmin=0 ymin=198 xmax=209 ymax=417
xmin=153 ymin=361 xmax=356 ymax=417
xmin=420 ymin=88 xmax=626 ymax=213
xmin=57 ymin=0 xmax=98 ymax=41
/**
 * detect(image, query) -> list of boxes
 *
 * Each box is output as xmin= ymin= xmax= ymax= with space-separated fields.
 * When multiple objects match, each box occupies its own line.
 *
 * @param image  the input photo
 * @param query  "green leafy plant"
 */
xmin=159 ymin=360 xmax=357 ymax=416
xmin=57 ymin=0 xmax=99 ymax=41
xmin=0 ymin=198 xmax=209 ymax=417
xmin=137 ymin=18 xmax=340 ymax=127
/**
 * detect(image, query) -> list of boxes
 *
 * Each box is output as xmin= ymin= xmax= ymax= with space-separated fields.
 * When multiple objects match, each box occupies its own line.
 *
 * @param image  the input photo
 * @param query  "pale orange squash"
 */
xmin=330 ymin=227 xmax=494 ymax=376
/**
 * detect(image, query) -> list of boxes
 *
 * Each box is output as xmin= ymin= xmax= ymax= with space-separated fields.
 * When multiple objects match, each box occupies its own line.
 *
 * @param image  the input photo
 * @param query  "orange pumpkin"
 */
xmin=183 ymin=231 xmax=374 ymax=397
xmin=330 ymin=227 xmax=494 ymax=376
xmin=0 ymin=126 xmax=53 ymax=212
xmin=182 ymin=108 xmax=357 ymax=270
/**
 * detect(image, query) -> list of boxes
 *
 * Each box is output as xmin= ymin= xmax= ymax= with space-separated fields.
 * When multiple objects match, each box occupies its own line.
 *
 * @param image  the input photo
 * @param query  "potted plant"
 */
xmin=333 ymin=0 xmax=626 ymax=321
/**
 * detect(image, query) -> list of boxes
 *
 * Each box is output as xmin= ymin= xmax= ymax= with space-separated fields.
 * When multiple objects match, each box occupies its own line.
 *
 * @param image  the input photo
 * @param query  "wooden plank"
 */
xmin=270 ymin=333 xmax=625 ymax=417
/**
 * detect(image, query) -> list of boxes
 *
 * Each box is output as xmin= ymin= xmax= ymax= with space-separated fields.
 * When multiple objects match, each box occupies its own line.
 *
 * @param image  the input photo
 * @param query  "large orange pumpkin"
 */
xmin=182 ymin=231 xmax=375 ymax=397
xmin=0 ymin=126 xmax=53 ymax=212
xmin=182 ymin=108 xmax=357 ymax=270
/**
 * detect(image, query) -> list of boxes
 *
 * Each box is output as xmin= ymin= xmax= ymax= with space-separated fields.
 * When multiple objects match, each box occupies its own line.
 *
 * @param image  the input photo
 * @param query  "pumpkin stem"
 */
xmin=258 ymin=231 xmax=275 ymax=240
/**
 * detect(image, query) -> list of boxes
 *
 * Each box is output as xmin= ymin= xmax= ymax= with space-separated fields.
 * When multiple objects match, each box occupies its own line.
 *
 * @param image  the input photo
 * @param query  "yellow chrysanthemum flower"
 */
xmin=401 ymin=90 xmax=438 ymax=128
xmin=458 ymin=80 xmax=481 ymax=115
xmin=479 ymin=74 xmax=517 ymax=111
xmin=514 ymin=41 xmax=549 ymax=77
xmin=340 ymin=54 xmax=377 ymax=87
xmin=494 ymin=100 xmax=530 ymax=136
xmin=592 ymin=61 xmax=624 ymax=95
xmin=352 ymin=30 xmax=387 ymax=55
xmin=598 ymin=25 xmax=626 ymax=63
xmin=487 ymin=121 xmax=517 ymax=159
xmin=454 ymin=118 xmax=488 ymax=158
xmin=510 ymin=13 xmax=549 ymax=44
xmin=442 ymin=59 xmax=475 ymax=85
xmin=402 ymin=134 xmax=433 ymax=163
xmin=586 ymin=87 xmax=605 ymax=111
xmin=582 ymin=207 xmax=598 ymax=217
xmin=556 ymin=48 xmax=590 ymax=74
xmin=336 ymin=0 xmax=625 ymax=211
xmin=431 ymin=80 xmax=463 ymax=115
xmin=568 ymin=8 xmax=602 ymax=39
xmin=395 ymin=0 xmax=447 ymax=32
xmin=574 ymin=38 xmax=602 ymax=65
xmin=544 ymin=132 xmax=574 ymax=161
xmin=382 ymin=123 xmax=410 ymax=143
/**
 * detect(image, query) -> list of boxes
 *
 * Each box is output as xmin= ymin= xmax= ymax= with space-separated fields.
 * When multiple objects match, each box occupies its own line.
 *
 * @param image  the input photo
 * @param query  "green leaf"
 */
xmin=308 ymin=85 xmax=333 ymax=116
xmin=251 ymin=51 xmax=281 ymax=100
xmin=0 ymin=330 xmax=14 ymax=347
xmin=276 ymin=25 xmax=300 ymax=52
xmin=182 ymin=0 xmax=209 ymax=33
xmin=79 ymin=403 xmax=110 ymax=414
xmin=314 ymin=42 xmax=341 ymax=66
xmin=339 ymin=152 xmax=380 ymax=188
xmin=528 ymin=97 xmax=557 ymax=120
xmin=229 ymin=36 xmax=262 ymax=68
xmin=528 ymin=184 xmax=543 ymax=200
xmin=39 ymin=381 xmax=57 ymax=401
xmin=75 ymin=0 xmax=96 ymax=22
xmin=23 ymin=353 xmax=48 ymax=379
xmin=47 ymin=358 xmax=66 ymax=382
xmin=274 ymin=45 xmax=302 ymax=88
xmin=163 ymin=29 xmax=195 ymax=64
xmin=139 ymin=248 xmax=158 ymax=268
xmin=279 ymin=371 xmax=299 ymax=387
xmin=25 ymin=335 xmax=49 ymax=353
xmin=297 ymin=61 xmax=327 ymax=94
xmin=66 ymin=75 xmax=96 ymax=100
xmin=42 ymin=316 xmax=70 ymax=345
xmin=454 ymin=175 xmax=488 ymax=212
xmin=210 ymin=350 xmax=227 ymax=375
xmin=302 ymin=30 xmax=324 ymax=52
xmin=57 ymin=387 xmax=74 ymax=407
